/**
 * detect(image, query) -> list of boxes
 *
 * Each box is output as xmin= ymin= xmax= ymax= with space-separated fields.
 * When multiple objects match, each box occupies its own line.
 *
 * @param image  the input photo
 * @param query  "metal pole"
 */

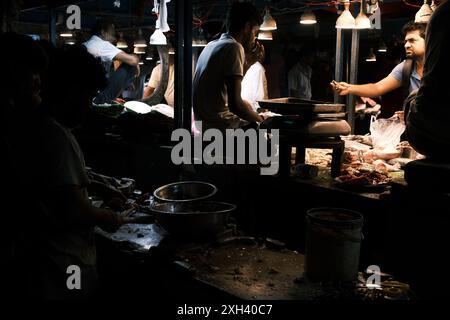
xmin=334 ymin=28 xmax=343 ymax=103
xmin=48 ymin=6 xmax=56 ymax=45
xmin=348 ymin=28 xmax=360 ymax=134
xmin=174 ymin=0 xmax=184 ymax=130
xmin=183 ymin=0 xmax=192 ymax=132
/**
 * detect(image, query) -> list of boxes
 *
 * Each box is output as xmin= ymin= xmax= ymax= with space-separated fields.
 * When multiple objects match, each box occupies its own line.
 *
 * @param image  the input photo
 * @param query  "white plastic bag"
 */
xmin=369 ymin=114 xmax=405 ymax=152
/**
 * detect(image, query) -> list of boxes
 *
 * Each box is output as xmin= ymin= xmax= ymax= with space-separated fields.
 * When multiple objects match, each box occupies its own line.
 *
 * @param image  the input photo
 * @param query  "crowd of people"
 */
xmin=1 ymin=0 xmax=449 ymax=300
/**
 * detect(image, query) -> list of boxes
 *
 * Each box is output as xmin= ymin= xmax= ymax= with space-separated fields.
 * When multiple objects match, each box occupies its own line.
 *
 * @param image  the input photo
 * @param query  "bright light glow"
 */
xmin=257 ymin=30 xmax=273 ymax=40
xmin=300 ymin=11 xmax=317 ymax=25
xmin=124 ymin=101 xmax=153 ymax=114
xmin=366 ymin=48 xmax=376 ymax=62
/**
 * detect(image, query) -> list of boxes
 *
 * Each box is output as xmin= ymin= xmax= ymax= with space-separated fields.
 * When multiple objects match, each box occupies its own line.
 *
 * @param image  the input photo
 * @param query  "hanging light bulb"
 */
xmin=193 ymin=28 xmax=207 ymax=47
xmin=257 ymin=30 xmax=273 ymax=41
xmin=168 ymin=45 xmax=175 ymax=55
xmin=59 ymin=31 xmax=73 ymax=37
xmin=116 ymin=32 xmax=128 ymax=48
xmin=133 ymin=46 xmax=146 ymax=54
xmin=150 ymin=28 xmax=167 ymax=45
xmin=378 ymin=40 xmax=387 ymax=52
xmin=355 ymin=0 xmax=371 ymax=29
xmin=415 ymin=0 xmax=433 ymax=23
xmin=300 ymin=10 xmax=317 ymax=25
xmin=336 ymin=1 xmax=355 ymax=29
xmin=366 ymin=48 xmax=376 ymax=62
xmin=260 ymin=8 xmax=277 ymax=31
xmin=134 ymin=28 xmax=147 ymax=47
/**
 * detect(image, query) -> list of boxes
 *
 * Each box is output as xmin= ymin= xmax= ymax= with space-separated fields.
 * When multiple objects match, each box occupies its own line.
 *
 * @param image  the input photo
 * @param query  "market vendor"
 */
xmin=143 ymin=55 xmax=175 ymax=107
xmin=9 ymin=44 xmax=125 ymax=299
xmin=84 ymin=19 xmax=140 ymax=104
xmin=193 ymin=2 xmax=265 ymax=131
xmin=331 ymin=22 xmax=426 ymax=101
xmin=404 ymin=0 xmax=450 ymax=159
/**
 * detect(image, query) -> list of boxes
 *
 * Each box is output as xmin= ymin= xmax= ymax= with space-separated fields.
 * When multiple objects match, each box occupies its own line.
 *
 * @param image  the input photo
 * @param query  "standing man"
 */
xmin=193 ymin=2 xmax=264 ymax=131
xmin=241 ymin=40 xmax=268 ymax=112
xmin=84 ymin=19 xmax=140 ymax=104
xmin=331 ymin=22 xmax=427 ymax=99
xmin=288 ymin=46 xmax=315 ymax=100
xmin=405 ymin=0 xmax=450 ymax=159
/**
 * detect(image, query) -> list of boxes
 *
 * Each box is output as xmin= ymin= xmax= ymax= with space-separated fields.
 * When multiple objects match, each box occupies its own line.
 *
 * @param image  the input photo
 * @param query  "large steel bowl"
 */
xmin=153 ymin=181 xmax=218 ymax=202
xmin=151 ymin=201 xmax=236 ymax=238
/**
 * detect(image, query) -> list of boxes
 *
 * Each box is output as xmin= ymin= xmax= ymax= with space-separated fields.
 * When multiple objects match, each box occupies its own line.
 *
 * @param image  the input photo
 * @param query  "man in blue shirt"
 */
xmin=331 ymin=22 xmax=426 ymax=98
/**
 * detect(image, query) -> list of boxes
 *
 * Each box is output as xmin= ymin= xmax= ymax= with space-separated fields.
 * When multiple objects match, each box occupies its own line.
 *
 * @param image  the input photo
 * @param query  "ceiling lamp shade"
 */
xmin=134 ymin=29 xmax=147 ymax=47
xmin=415 ymin=0 xmax=433 ymax=23
xmin=336 ymin=1 xmax=355 ymax=29
xmin=150 ymin=28 xmax=167 ymax=45
xmin=168 ymin=46 xmax=175 ymax=55
xmin=300 ymin=10 xmax=317 ymax=25
xmin=378 ymin=40 xmax=387 ymax=52
xmin=257 ymin=30 xmax=273 ymax=40
xmin=133 ymin=46 xmax=146 ymax=54
xmin=260 ymin=8 xmax=277 ymax=31
xmin=116 ymin=32 xmax=128 ymax=48
xmin=355 ymin=1 xmax=371 ymax=29
xmin=366 ymin=48 xmax=376 ymax=62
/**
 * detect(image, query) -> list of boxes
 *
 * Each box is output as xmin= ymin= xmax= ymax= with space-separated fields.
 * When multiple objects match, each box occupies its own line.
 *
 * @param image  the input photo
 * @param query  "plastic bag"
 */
xmin=369 ymin=114 xmax=405 ymax=152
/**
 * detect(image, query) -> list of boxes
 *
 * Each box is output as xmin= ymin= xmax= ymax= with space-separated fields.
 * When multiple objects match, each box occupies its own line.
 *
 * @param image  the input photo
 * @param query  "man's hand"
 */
xmin=98 ymin=209 xmax=124 ymax=233
xmin=114 ymin=98 xmax=126 ymax=104
xmin=331 ymin=80 xmax=351 ymax=96
xmin=88 ymin=182 xmax=127 ymax=210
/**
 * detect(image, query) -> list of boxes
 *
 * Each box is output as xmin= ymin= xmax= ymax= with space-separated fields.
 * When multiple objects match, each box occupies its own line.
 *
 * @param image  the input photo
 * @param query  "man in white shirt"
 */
xmin=193 ymin=2 xmax=264 ymax=131
xmin=241 ymin=41 xmax=268 ymax=112
xmin=84 ymin=19 xmax=140 ymax=104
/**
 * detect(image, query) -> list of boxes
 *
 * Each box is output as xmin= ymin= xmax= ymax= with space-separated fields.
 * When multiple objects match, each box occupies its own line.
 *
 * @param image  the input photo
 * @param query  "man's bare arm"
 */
xmin=114 ymin=52 xmax=139 ymax=66
xmin=331 ymin=75 xmax=401 ymax=98
xmin=226 ymin=75 xmax=263 ymax=123
xmin=49 ymin=185 xmax=123 ymax=232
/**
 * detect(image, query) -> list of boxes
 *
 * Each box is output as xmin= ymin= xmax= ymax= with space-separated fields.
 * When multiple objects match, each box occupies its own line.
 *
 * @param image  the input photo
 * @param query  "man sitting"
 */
xmin=84 ymin=19 xmax=140 ymax=104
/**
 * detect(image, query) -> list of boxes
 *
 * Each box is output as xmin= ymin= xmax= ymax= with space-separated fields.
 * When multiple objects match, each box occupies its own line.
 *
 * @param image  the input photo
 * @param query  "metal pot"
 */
xmin=153 ymin=181 xmax=218 ymax=202
xmin=151 ymin=201 xmax=236 ymax=238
